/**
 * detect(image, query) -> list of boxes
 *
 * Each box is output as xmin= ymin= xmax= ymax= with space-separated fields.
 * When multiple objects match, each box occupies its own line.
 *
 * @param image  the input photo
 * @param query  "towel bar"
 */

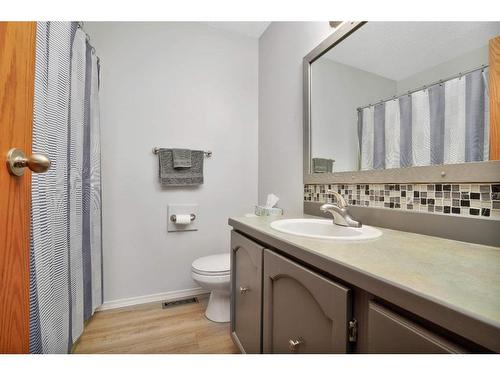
xmin=152 ymin=147 xmax=212 ymax=157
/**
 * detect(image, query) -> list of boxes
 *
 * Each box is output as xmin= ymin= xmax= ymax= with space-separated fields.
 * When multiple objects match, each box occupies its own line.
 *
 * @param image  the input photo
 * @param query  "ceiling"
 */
xmin=323 ymin=22 xmax=500 ymax=81
xmin=204 ymin=22 xmax=271 ymax=38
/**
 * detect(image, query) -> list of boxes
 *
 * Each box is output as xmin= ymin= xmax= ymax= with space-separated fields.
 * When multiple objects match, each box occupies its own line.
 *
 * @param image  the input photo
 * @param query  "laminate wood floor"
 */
xmin=73 ymin=296 xmax=239 ymax=354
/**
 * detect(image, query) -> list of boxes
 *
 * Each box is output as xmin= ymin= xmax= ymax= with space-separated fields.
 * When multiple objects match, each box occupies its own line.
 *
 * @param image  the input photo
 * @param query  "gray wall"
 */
xmin=86 ymin=22 xmax=258 ymax=303
xmin=396 ymin=45 xmax=488 ymax=94
xmin=311 ymin=59 xmax=396 ymax=171
xmin=258 ymin=22 xmax=332 ymax=215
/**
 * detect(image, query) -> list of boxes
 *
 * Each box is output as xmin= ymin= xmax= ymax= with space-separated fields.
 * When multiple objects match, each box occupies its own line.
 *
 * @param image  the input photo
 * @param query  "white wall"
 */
xmin=311 ymin=59 xmax=396 ymax=172
xmin=258 ymin=22 xmax=332 ymax=215
xmin=85 ymin=22 xmax=258 ymax=303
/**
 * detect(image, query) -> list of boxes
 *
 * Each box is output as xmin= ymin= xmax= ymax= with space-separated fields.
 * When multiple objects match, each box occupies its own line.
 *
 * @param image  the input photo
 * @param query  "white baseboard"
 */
xmin=97 ymin=287 xmax=209 ymax=311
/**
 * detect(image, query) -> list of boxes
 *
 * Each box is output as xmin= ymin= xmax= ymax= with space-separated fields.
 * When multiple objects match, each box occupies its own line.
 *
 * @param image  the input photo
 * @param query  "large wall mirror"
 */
xmin=304 ymin=22 xmax=500 ymax=183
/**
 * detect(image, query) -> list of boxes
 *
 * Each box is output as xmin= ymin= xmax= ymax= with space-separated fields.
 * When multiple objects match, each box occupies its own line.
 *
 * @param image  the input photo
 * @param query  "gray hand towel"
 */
xmin=172 ymin=148 xmax=192 ymax=168
xmin=158 ymin=149 xmax=204 ymax=186
xmin=312 ymin=158 xmax=334 ymax=173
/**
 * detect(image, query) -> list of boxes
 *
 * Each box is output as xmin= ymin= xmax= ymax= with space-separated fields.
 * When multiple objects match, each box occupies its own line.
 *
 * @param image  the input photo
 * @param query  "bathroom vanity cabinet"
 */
xmin=366 ymin=302 xmax=464 ymax=353
xmin=230 ymin=232 xmax=263 ymax=353
xmin=232 ymin=230 xmax=352 ymax=354
xmin=262 ymin=250 xmax=351 ymax=353
xmin=229 ymin=217 xmax=500 ymax=354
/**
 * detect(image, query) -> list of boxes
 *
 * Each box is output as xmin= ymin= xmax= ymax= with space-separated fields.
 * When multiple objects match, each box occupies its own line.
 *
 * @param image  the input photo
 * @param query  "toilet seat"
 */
xmin=191 ymin=253 xmax=230 ymax=276
xmin=192 ymin=269 xmax=230 ymax=277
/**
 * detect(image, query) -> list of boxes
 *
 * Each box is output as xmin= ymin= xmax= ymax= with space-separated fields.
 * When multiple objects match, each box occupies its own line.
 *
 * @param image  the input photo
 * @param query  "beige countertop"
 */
xmin=229 ymin=214 xmax=500 ymax=350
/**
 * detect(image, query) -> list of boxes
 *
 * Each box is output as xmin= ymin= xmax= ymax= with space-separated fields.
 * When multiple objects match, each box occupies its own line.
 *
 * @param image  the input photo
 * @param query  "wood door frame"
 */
xmin=0 ymin=21 xmax=36 ymax=353
xmin=490 ymin=35 xmax=500 ymax=160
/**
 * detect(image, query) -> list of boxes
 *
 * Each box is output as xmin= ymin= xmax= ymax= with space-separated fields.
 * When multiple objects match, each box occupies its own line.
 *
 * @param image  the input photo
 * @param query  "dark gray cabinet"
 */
xmin=367 ymin=302 xmax=465 ymax=353
xmin=262 ymin=250 xmax=351 ymax=353
xmin=229 ymin=230 xmax=474 ymax=354
xmin=230 ymin=231 xmax=263 ymax=354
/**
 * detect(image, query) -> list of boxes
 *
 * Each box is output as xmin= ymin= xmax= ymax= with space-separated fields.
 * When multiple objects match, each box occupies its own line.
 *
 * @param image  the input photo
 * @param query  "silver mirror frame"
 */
xmin=303 ymin=21 xmax=500 ymax=184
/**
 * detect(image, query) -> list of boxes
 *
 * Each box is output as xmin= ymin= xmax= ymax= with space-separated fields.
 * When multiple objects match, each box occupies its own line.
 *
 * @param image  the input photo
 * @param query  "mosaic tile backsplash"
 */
xmin=304 ymin=183 xmax=500 ymax=220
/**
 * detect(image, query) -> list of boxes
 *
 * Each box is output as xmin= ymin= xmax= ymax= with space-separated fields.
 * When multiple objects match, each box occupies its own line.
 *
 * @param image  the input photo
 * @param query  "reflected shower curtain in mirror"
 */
xmin=359 ymin=69 xmax=489 ymax=170
xmin=30 ymin=21 xmax=102 ymax=354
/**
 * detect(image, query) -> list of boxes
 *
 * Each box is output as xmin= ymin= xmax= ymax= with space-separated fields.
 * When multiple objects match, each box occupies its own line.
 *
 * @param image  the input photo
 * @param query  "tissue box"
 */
xmin=255 ymin=205 xmax=283 ymax=216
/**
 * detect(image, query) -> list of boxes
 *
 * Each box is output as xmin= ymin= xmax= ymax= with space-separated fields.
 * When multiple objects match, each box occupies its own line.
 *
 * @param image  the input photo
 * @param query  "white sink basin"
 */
xmin=270 ymin=218 xmax=382 ymax=241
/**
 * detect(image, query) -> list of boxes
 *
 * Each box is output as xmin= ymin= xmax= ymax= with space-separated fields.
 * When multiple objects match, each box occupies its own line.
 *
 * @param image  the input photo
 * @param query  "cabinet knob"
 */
xmin=288 ymin=337 xmax=304 ymax=352
xmin=239 ymin=286 xmax=250 ymax=295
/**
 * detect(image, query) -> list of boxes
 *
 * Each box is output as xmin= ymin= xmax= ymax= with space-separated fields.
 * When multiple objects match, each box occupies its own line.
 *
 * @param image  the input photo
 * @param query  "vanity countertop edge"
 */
xmin=228 ymin=215 xmax=500 ymax=352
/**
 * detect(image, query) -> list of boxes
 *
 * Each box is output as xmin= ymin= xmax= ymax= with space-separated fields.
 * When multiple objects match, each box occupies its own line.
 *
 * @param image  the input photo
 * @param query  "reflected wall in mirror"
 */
xmin=309 ymin=22 xmax=500 ymax=174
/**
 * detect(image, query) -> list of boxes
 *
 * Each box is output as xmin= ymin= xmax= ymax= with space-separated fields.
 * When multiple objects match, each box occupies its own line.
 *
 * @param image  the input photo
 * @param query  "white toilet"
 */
xmin=191 ymin=253 xmax=230 ymax=323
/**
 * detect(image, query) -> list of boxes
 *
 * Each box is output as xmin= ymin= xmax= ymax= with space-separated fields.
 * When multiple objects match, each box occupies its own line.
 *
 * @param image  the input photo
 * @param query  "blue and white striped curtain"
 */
xmin=30 ymin=21 xmax=102 ymax=354
xmin=359 ymin=69 xmax=489 ymax=170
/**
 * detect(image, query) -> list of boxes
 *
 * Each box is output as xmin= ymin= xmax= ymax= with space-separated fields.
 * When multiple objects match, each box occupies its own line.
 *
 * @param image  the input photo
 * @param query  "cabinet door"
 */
xmin=368 ymin=302 xmax=465 ymax=353
xmin=263 ymin=250 xmax=351 ymax=353
xmin=230 ymin=231 xmax=263 ymax=354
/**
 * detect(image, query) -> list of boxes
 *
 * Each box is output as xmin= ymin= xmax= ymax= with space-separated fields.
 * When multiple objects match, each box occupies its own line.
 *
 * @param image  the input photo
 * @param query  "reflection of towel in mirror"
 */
xmin=312 ymin=158 xmax=334 ymax=173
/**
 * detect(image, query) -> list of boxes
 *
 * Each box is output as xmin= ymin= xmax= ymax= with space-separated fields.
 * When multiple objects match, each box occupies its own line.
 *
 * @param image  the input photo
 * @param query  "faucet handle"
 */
xmin=326 ymin=189 xmax=348 ymax=208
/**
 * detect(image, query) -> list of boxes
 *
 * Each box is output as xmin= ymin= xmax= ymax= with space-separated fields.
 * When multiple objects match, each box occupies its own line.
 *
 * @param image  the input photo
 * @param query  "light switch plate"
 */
xmin=167 ymin=203 xmax=198 ymax=232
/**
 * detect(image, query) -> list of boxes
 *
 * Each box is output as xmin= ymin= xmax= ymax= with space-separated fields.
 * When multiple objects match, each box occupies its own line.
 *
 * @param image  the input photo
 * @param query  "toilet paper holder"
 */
xmin=170 ymin=214 xmax=196 ymax=223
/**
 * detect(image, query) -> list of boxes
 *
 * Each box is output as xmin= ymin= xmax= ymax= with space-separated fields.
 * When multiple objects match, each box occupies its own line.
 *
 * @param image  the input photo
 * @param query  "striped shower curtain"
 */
xmin=359 ymin=69 xmax=489 ymax=170
xmin=30 ymin=22 xmax=102 ymax=354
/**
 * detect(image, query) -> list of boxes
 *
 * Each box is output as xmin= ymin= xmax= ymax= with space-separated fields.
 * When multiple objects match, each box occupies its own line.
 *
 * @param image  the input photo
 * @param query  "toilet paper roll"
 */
xmin=174 ymin=214 xmax=192 ymax=225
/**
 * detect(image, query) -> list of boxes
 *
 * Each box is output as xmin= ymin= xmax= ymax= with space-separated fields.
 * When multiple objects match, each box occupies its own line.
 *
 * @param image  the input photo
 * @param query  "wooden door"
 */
xmin=263 ymin=250 xmax=351 ymax=354
xmin=230 ymin=231 xmax=263 ymax=353
xmin=367 ymin=302 xmax=465 ymax=353
xmin=490 ymin=36 xmax=500 ymax=160
xmin=0 ymin=21 xmax=37 ymax=353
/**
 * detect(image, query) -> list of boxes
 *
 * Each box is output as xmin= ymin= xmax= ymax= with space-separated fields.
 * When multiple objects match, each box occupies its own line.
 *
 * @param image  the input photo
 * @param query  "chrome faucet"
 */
xmin=320 ymin=190 xmax=362 ymax=228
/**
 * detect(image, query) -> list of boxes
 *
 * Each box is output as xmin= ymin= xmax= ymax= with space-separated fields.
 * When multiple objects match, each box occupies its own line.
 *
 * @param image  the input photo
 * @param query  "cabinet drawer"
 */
xmin=368 ymin=302 xmax=465 ymax=353
xmin=230 ymin=231 xmax=264 ymax=353
xmin=263 ymin=250 xmax=351 ymax=353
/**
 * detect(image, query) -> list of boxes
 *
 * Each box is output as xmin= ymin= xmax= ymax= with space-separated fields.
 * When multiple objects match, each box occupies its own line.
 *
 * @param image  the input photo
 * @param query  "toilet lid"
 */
xmin=192 ymin=253 xmax=230 ymax=276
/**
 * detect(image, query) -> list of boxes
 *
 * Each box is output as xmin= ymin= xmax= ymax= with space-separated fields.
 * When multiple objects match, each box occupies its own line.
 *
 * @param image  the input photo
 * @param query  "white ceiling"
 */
xmin=324 ymin=22 xmax=500 ymax=81
xmin=204 ymin=22 xmax=271 ymax=38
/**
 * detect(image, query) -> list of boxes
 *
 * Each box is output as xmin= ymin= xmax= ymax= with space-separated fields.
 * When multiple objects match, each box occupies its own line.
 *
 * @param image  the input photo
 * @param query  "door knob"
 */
xmin=288 ymin=337 xmax=304 ymax=352
xmin=239 ymin=286 xmax=250 ymax=295
xmin=6 ymin=148 xmax=51 ymax=176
